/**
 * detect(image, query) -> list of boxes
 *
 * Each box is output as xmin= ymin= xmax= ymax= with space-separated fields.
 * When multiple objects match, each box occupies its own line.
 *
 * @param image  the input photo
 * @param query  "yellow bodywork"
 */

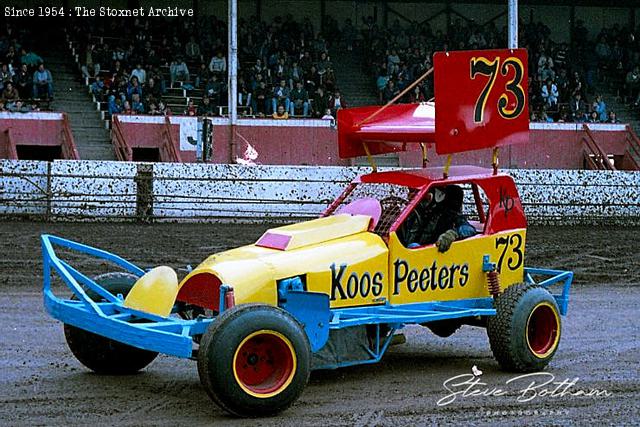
xmin=172 ymin=212 xmax=527 ymax=312
xmin=124 ymin=266 xmax=179 ymax=316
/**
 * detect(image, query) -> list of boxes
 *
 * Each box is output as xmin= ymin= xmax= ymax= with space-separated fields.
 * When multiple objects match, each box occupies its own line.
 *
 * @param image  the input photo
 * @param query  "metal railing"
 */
xmin=581 ymin=124 xmax=615 ymax=171
xmin=160 ymin=117 xmax=182 ymax=163
xmin=111 ymin=115 xmax=133 ymax=161
xmin=61 ymin=113 xmax=80 ymax=160
xmin=624 ymin=125 xmax=640 ymax=170
xmin=4 ymin=129 xmax=18 ymax=160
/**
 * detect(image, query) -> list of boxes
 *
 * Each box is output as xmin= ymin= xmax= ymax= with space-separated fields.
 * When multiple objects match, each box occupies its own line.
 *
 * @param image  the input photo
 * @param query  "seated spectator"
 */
xmin=185 ymin=36 xmax=201 ymax=61
xmin=131 ymin=63 xmax=146 ymax=85
xmin=587 ymin=110 xmax=599 ymax=123
xmin=2 ymin=82 xmax=20 ymax=104
xmin=81 ymin=44 xmax=99 ymax=79
xmin=382 ymin=80 xmax=399 ymax=103
xmin=607 ymin=111 xmax=620 ymax=123
xmin=127 ymin=76 xmax=143 ymax=100
xmin=209 ymin=51 xmax=227 ymax=76
xmin=185 ymin=99 xmax=197 ymax=116
xmin=21 ymin=48 xmax=42 ymax=67
xmin=146 ymin=77 xmax=162 ymax=101
xmin=14 ymin=63 xmax=31 ymax=99
xmin=290 ymin=81 xmax=309 ymax=116
xmin=169 ymin=58 xmax=190 ymax=87
xmin=251 ymin=81 xmax=268 ymax=117
xmin=147 ymin=102 xmax=161 ymax=115
xmin=205 ymin=74 xmax=223 ymax=106
xmin=9 ymin=100 xmax=30 ymax=113
xmin=321 ymin=108 xmax=334 ymax=120
xmin=272 ymin=79 xmax=291 ymax=115
xmin=312 ymin=87 xmax=330 ymax=117
xmin=195 ymin=63 xmax=210 ymax=89
xmin=32 ymin=63 xmax=53 ymax=99
xmin=540 ymin=110 xmax=554 ymax=123
xmin=272 ymin=104 xmax=289 ymax=119
xmin=108 ymin=95 xmax=122 ymax=115
xmin=158 ymin=100 xmax=172 ymax=116
xmin=122 ymin=100 xmax=133 ymax=115
xmin=329 ymin=90 xmax=347 ymax=115
xmin=238 ymin=76 xmax=252 ymax=109
xmin=541 ymin=79 xmax=559 ymax=107
xmin=90 ymin=76 xmax=104 ymax=98
xmin=197 ymin=95 xmax=216 ymax=116
xmin=593 ymin=95 xmax=607 ymax=121
xmin=570 ymin=93 xmax=587 ymax=122
xmin=131 ymin=93 xmax=144 ymax=114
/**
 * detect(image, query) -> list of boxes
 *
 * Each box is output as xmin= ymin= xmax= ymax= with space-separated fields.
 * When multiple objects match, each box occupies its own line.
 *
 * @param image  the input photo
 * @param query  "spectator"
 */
xmin=209 ymin=51 xmax=227 ymax=75
xmin=382 ymin=80 xmax=399 ymax=103
xmin=127 ymin=76 xmax=143 ymax=100
xmin=131 ymin=93 xmax=144 ymax=114
xmin=81 ymin=44 xmax=99 ymax=79
xmin=570 ymin=93 xmax=586 ymax=122
xmin=205 ymin=74 xmax=223 ymax=106
xmin=131 ymin=63 xmax=146 ymax=84
xmin=587 ymin=110 xmax=599 ymax=123
xmin=185 ymin=36 xmax=201 ymax=61
xmin=158 ymin=100 xmax=172 ymax=116
xmin=312 ymin=87 xmax=330 ymax=117
xmin=328 ymin=89 xmax=347 ymax=115
xmin=32 ymin=63 xmax=53 ymax=99
xmin=2 ymin=82 xmax=20 ymax=104
xmin=607 ymin=111 xmax=619 ymax=123
xmin=14 ymin=63 xmax=31 ymax=99
xmin=321 ymin=108 xmax=334 ymax=120
xmin=169 ymin=58 xmax=189 ymax=87
xmin=195 ymin=63 xmax=210 ymax=89
xmin=290 ymin=81 xmax=309 ymax=116
xmin=147 ymin=102 xmax=161 ymax=115
xmin=108 ymin=95 xmax=122 ymax=115
xmin=272 ymin=104 xmax=289 ymax=119
xmin=593 ymin=95 xmax=607 ymax=122
xmin=272 ymin=79 xmax=291 ymax=115
xmin=90 ymin=76 xmax=104 ymax=98
xmin=541 ymin=79 xmax=559 ymax=107
xmin=626 ymin=66 xmax=640 ymax=104
xmin=198 ymin=95 xmax=216 ymax=116
xmin=185 ymin=99 xmax=197 ymax=116
xmin=9 ymin=99 xmax=30 ymax=113
xmin=21 ymin=48 xmax=42 ymax=67
xmin=122 ymin=100 xmax=133 ymax=115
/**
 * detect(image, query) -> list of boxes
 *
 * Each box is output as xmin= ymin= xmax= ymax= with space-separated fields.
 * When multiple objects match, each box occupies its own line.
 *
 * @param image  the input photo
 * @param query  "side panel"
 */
xmin=302 ymin=234 xmax=389 ymax=309
xmin=387 ymin=229 xmax=526 ymax=304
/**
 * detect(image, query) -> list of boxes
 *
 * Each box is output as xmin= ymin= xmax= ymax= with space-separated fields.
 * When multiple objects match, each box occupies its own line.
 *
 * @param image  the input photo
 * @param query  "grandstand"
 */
xmin=0 ymin=1 xmax=638 ymax=170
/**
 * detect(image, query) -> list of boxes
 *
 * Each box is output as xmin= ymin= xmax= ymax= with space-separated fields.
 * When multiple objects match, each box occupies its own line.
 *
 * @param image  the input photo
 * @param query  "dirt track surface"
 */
xmin=1 ymin=221 xmax=639 ymax=426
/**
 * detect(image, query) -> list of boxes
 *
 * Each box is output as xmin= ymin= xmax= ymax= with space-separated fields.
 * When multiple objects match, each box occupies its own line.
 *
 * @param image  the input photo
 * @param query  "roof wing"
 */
xmin=337 ymin=103 xmax=435 ymax=159
xmin=337 ymin=48 xmax=529 ymax=159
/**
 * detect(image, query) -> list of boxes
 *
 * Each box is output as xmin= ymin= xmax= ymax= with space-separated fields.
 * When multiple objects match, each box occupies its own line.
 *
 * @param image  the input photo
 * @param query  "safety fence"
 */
xmin=1 ymin=160 xmax=639 ymax=225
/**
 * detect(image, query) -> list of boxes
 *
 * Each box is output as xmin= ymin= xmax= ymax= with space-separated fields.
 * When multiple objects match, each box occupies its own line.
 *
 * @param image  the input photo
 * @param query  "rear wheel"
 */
xmin=487 ymin=283 xmax=561 ymax=372
xmin=63 ymin=272 xmax=159 ymax=375
xmin=197 ymin=304 xmax=310 ymax=417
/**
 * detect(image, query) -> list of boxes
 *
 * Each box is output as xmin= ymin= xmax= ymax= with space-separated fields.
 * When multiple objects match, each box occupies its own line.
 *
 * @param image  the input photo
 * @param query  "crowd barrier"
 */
xmin=1 ymin=159 xmax=639 ymax=225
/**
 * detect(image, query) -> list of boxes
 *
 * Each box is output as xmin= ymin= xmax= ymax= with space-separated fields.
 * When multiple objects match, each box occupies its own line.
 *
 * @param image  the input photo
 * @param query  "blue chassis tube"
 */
xmin=41 ymin=234 xmax=573 ymax=363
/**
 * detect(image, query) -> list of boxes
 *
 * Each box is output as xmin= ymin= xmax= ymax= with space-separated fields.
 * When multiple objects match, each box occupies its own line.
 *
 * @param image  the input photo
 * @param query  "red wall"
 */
xmin=114 ymin=118 xmax=631 ymax=169
xmin=0 ymin=118 xmax=63 ymax=147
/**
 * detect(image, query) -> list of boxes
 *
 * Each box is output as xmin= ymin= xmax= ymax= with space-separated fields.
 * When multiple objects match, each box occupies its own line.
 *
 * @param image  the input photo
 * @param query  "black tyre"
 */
xmin=424 ymin=319 xmax=463 ymax=337
xmin=197 ymin=304 xmax=310 ymax=417
xmin=63 ymin=272 xmax=159 ymax=375
xmin=487 ymin=283 xmax=561 ymax=372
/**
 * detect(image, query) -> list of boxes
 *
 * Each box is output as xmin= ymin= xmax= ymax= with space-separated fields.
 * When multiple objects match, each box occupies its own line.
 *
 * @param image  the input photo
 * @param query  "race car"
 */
xmin=41 ymin=48 xmax=572 ymax=417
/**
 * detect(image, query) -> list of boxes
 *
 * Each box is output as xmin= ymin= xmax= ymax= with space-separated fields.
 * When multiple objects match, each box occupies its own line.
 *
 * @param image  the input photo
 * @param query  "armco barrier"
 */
xmin=1 ymin=159 xmax=639 ymax=225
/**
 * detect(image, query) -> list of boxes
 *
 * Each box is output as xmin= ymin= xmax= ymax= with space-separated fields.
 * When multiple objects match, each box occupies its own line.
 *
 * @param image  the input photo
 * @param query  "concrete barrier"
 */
xmin=1 ymin=159 xmax=639 ymax=225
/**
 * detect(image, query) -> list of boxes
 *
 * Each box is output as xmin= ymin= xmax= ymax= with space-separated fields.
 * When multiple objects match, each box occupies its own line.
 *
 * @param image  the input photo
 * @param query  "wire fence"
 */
xmin=1 ymin=160 xmax=639 ymax=225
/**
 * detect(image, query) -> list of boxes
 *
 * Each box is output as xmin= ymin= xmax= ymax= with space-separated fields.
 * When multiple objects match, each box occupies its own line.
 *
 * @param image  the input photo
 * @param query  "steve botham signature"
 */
xmin=437 ymin=367 xmax=612 ymax=407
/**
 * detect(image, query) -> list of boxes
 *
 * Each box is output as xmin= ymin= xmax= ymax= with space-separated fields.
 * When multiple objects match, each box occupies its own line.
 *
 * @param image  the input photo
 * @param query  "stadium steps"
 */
xmin=331 ymin=47 xmax=399 ymax=167
xmin=44 ymin=48 xmax=115 ymax=160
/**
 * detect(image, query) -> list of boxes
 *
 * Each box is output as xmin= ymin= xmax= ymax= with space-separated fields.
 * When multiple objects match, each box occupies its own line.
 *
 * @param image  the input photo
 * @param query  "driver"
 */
xmin=404 ymin=185 xmax=476 ymax=252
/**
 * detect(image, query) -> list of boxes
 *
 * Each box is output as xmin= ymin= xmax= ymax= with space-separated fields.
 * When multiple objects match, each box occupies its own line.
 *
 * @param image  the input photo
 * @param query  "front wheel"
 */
xmin=487 ymin=283 xmax=561 ymax=372
xmin=197 ymin=304 xmax=310 ymax=417
xmin=64 ymin=272 xmax=159 ymax=375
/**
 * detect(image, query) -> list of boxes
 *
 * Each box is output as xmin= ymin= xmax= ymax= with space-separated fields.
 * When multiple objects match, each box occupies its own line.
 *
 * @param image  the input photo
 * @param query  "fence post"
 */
xmin=134 ymin=163 xmax=153 ymax=223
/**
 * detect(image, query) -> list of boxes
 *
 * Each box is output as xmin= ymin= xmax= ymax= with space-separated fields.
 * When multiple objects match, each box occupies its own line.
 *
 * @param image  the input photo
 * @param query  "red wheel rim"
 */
xmin=233 ymin=330 xmax=296 ymax=398
xmin=526 ymin=303 xmax=560 ymax=357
